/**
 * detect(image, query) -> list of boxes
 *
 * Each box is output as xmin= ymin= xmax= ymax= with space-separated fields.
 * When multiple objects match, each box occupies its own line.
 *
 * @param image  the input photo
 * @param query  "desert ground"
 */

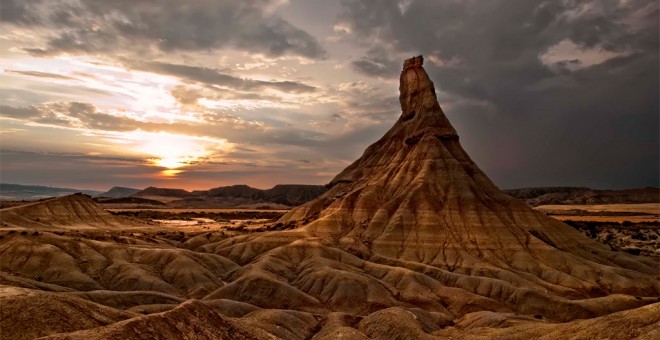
xmin=535 ymin=203 xmax=660 ymax=220
xmin=530 ymin=203 xmax=659 ymax=257
xmin=0 ymin=57 xmax=658 ymax=339
xmin=1 ymin=197 xmax=658 ymax=340
xmin=537 ymin=203 xmax=659 ymax=213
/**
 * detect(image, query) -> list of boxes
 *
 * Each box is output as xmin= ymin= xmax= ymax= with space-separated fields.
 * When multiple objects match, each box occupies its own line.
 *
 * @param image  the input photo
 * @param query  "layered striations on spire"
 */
xmin=201 ymin=56 xmax=657 ymax=322
xmin=277 ymin=55 xmax=656 ymax=298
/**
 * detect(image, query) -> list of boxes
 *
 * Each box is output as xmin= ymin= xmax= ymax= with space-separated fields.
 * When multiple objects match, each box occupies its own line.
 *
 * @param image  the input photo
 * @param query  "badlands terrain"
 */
xmin=1 ymin=56 xmax=658 ymax=339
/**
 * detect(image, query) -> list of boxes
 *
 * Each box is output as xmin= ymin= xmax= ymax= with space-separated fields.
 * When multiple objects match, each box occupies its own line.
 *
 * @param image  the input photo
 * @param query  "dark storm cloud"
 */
xmin=327 ymin=81 xmax=400 ymax=121
xmin=130 ymin=61 xmax=316 ymax=93
xmin=3 ymin=0 xmax=326 ymax=59
xmin=351 ymin=45 xmax=401 ymax=78
xmin=338 ymin=0 xmax=659 ymax=189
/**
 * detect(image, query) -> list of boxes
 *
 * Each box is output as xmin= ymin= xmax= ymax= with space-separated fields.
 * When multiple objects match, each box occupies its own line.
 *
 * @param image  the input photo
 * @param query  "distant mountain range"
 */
xmin=504 ymin=186 xmax=660 ymax=206
xmin=129 ymin=184 xmax=327 ymax=208
xmin=0 ymin=183 xmax=103 ymax=200
xmin=0 ymin=183 xmax=326 ymax=208
xmin=3 ymin=183 xmax=658 ymax=208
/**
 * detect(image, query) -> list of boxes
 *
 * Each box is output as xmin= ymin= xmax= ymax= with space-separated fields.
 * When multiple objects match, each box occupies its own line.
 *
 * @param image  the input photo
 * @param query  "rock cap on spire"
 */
xmin=403 ymin=55 xmax=424 ymax=70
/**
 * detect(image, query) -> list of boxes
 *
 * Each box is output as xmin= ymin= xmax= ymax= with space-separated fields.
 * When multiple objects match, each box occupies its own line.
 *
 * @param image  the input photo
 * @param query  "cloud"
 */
xmin=0 ymin=102 xmax=134 ymax=131
xmin=0 ymin=101 xmax=326 ymax=148
xmin=3 ymin=0 xmax=327 ymax=59
xmin=0 ymin=97 xmax=396 ymax=186
xmin=539 ymin=39 xmax=633 ymax=71
xmin=6 ymin=70 xmax=77 ymax=80
xmin=338 ymin=0 xmax=659 ymax=188
xmin=351 ymin=45 xmax=402 ymax=78
xmin=130 ymin=61 xmax=316 ymax=93
xmin=327 ymin=81 xmax=399 ymax=121
xmin=0 ymin=149 xmax=155 ymax=190
xmin=1 ymin=149 xmax=145 ymax=166
xmin=0 ymin=105 xmax=42 ymax=119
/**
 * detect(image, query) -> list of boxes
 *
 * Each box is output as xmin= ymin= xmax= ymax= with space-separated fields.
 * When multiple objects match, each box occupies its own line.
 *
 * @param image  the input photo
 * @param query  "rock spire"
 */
xmin=277 ymin=56 xmax=657 ymax=303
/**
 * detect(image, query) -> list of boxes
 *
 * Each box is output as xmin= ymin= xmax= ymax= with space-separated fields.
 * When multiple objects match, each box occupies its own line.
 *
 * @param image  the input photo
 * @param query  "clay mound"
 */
xmin=0 ymin=286 xmax=137 ymax=340
xmin=311 ymin=313 xmax=369 ymax=340
xmin=202 ymin=299 xmax=262 ymax=317
xmin=0 ymin=231 xmax=239 ymax=294
xmin=69 ymin=290 xmax=185 ymax=310
xmin=41 ymin=300 xmax=273 ymax=340
xmin=313 ymin=301 xmax=660 ymax=339
xmin=436 ymin=302 xmax=660 ymax=339
xmin=275 ymin=55 xmax=657 ymax=301
xmin=356 ymin=307 xmax=452 ymax=340
xmin=198 ymin=236 xmax=652 ymax=322
xmin=0 ymin=193 xmax=131 ymax=228
xmin=0 ymin=271 xmax=75 ymax=293
xmin=239 ymin=309 xmax=320 ymax=340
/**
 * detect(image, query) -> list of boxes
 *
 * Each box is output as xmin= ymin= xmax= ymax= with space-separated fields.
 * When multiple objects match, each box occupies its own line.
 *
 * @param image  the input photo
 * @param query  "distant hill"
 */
xmin=505 ymin=187 xmax=660 ymax=206
xmin=97 ymin=186 xmax=141 ymax=198
xmin=205 ymin=184 xmax=326 ymax=205
xmin=261 ymin=184 xmax=328 ymax=206
xmin=124 ymin=184 xmax=327 ymax=208
xmin=0 ymin=193 xmax=132 ymax=228
xmin=0 ymin=183 xmax=102 ymax=200
xmin=132 ymin=187 xmax=192 ymax=198
xmin=94 ymin=196 xmax=166 ymax=206
xmin=205 ymin=184 xmax=262 ymax=199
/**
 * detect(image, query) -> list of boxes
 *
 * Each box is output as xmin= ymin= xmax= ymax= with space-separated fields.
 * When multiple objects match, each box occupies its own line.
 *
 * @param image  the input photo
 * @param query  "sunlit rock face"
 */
xmin=1 ymin=56 xmax=658 ymax=340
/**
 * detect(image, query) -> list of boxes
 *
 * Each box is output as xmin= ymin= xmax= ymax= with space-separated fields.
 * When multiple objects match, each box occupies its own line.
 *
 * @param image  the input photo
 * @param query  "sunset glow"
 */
xmin=130 ymin=131 xmax=231 ymax=170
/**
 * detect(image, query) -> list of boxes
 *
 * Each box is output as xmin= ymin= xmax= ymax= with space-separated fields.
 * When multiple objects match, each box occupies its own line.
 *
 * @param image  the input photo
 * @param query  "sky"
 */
xmin=0 ymin=0 xmax=658 ymax=191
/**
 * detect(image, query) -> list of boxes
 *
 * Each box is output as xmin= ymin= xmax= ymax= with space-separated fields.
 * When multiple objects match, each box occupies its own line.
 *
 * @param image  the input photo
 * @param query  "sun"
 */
xmin=114 ymin=131 xmax=231 ymax=175
xmin=139 ymin=137 xmax=201 ymax=169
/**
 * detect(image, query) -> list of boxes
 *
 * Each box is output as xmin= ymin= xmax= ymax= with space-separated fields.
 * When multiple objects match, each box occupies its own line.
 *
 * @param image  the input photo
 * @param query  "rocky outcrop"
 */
xmin=0 ymin=286 xmax=137 ymax=340
xmin=41 ymin=300 xmax=272 ymax=340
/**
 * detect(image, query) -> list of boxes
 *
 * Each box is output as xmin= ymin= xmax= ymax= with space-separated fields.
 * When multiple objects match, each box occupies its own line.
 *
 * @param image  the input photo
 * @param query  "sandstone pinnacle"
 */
xmin=277 ymin=56 xmax=657 ymax=309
